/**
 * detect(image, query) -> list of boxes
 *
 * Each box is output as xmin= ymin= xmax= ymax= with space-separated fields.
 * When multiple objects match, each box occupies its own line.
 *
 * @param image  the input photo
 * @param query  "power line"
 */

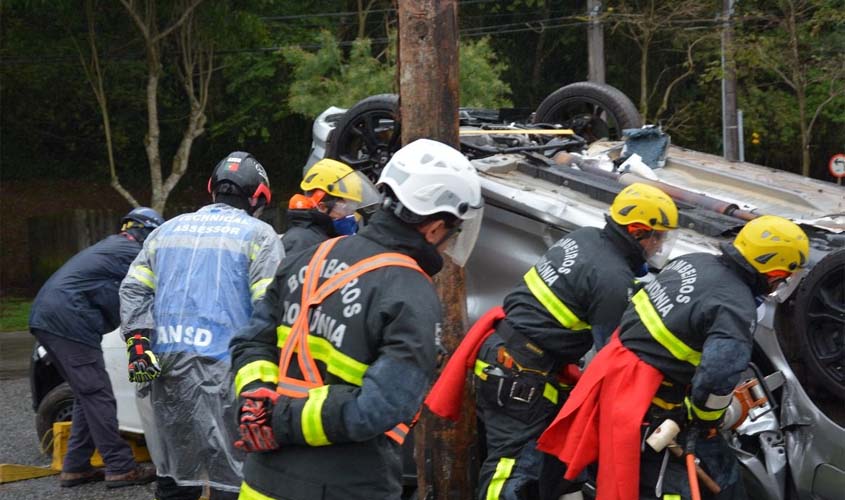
xmin=260 ymin=0 xmax=499 ymax=22
xmin=0 ymin=13 xmax=818 ymax=66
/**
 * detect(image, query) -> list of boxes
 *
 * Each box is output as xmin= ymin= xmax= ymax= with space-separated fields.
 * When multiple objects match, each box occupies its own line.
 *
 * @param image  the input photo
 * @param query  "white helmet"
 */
xmin=377 ymin=138 xmax=484 ymax=266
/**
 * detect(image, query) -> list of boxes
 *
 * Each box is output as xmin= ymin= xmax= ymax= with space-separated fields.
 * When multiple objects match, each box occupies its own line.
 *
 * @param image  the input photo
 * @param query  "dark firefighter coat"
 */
xmin=30 ymin=233 xmax=142 ymax=349
xmin=281 ymin=209 xmax=336 ymax=256
xmin=229 ymin=209 xmax=444 ymax=500
xmin=496 ymin=218 xmax=647 ymax=370
xmin=620 ymin=247 xmax=759 ymax=408
xmin=538 ymin=248 xmax=759 ymax=500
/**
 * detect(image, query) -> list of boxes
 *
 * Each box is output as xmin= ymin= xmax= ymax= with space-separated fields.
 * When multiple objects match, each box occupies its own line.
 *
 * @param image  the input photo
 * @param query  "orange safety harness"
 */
xmin=276 ymin=237 xmax=430 ymax=444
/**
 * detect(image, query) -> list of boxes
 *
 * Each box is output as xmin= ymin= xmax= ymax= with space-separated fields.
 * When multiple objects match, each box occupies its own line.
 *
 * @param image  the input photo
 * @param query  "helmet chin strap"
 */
xmin=432 ymin=224 xmax=460 ymax=248
xmin=382 ymin=196 xmax=427 ymax=225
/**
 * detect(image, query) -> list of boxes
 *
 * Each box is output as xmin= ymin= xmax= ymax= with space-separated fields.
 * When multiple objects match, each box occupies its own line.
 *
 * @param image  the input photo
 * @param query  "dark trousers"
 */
xmin=475 ymin=342 xmax=565 ymax=500
xmin=155 ymin=475 xmax=239 ymax=500
xmin=33 ymin=330 xmax=136 ymax=475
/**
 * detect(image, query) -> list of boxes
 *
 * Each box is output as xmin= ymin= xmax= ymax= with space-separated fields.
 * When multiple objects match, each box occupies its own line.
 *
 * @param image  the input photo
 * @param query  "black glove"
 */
xmin=684 ymin=396 xmax=724 ymax=441
xmin=234 ymin=388 xmax=281 ymax=452
xmin=126 ymin=331 xmax=161 ymax=382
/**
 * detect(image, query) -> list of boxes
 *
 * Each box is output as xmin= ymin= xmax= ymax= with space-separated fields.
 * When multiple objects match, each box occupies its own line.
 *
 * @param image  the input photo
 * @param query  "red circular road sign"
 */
xmin=830 ymin=153 xmax=845 ymax=178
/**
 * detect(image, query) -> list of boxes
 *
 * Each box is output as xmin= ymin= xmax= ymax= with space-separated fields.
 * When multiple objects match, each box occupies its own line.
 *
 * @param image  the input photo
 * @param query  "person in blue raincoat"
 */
xmin=119 ymin=152 xmax=284 ymax=500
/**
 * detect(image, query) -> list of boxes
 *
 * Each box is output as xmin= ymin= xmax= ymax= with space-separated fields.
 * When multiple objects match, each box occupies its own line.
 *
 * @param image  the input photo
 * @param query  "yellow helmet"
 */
xmin=301 ymin=159 xmax=362 ymax=202
xmin=732 ymin=215 xmax=809 ymax=274
xmin=609 ymin=183 xmax=678 ymax=231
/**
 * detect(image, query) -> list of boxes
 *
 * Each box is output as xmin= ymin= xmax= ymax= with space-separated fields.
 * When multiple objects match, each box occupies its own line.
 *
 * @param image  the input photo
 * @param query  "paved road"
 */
xmin=1 ymin=333 xmax=155 ymax=499
xmin=0 ymin=376 xmax=156 ymax=500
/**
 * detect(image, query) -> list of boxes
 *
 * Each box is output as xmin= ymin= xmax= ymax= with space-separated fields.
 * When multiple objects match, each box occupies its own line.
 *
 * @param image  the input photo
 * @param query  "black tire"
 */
xmin=791 ymin=249 xmax=845 ymax=399
xmin=533 ymin=82 xmax=642 ymax=143
xmin=325 ymin=93 xmax=400 ymax=182
xmin=35 ymin=382 xmax=75 ymax=455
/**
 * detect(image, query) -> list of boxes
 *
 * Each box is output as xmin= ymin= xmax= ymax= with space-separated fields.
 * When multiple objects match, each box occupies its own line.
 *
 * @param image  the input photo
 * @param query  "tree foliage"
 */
xmin=2 ymin=0 xmax=843 ymax=189
xmin=608 ymin=0 xmax=717 ymax=129
xmin=735 ymin=0 xmax=845 ymax=176
xmin=282 ymin=31 xmax=512 ymax=118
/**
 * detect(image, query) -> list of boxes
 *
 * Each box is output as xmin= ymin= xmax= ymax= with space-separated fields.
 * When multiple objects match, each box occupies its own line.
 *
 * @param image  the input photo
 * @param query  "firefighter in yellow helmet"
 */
xmin=283 ymin=159 xmax=380 ymax=254
xmin=424 ymin=182 xmax=678 ymax=499
xmin=538 ymin=215 xmax=809 ymax=500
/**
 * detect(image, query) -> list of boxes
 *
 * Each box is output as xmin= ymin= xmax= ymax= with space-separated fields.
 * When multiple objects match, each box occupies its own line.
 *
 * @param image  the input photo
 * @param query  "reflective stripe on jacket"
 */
xmin=274 ymin=237 xmax=425 ymax=445
xmin=229 ymin=209 xmax=443 ymax=500
xmin=500 ymin=222 xmax=645 ymax=368
xmin=620 ymin=252 xmax=757 ymax=418
xmin=120 ymin=203 xmax=283 ymax=360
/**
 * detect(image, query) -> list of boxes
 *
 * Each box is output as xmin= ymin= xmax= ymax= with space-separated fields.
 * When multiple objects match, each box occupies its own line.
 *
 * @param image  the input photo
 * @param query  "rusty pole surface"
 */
xmin=397 ymin=1 xmax=477 ymax=499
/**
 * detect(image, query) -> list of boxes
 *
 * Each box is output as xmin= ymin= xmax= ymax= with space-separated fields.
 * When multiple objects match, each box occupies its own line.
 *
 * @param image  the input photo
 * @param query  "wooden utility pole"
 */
xmin=587 ymin=0 xmax=606 ymax=83
xmin=721 ymin=0 xmax=739 ymax=161
xmin=397 ymin=1 xmax=477 ymax=499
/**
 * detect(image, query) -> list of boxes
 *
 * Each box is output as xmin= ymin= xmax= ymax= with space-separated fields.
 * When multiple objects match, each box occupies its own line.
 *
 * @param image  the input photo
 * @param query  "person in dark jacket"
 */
xmin=29 ymin=207 xmax=162 ymax=489
xmin=228 ymin=139 xmax=484 ymax=500
xmin=282 ymin=158 xmax=379 ymax=255
xmin=472 ymin=183 xmax=679 ymax=500
xmin=537 ymin=215 xmax=809 ymax=500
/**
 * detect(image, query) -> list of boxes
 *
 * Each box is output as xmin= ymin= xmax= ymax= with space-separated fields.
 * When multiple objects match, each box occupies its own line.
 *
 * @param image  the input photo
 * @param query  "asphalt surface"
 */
xmin=0 ymin=332 xmax=156 ymax=500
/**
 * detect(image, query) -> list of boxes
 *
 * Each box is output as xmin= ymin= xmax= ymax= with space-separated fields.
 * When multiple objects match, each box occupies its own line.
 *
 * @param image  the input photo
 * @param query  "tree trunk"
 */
xmin=798 ymin=89 xmax=810 ymax=177
xmin=79 ymin=0 xmax=140 ymax=209
xmin=145 ymin=69 xmax=165 ymax=213
xmin=640 ymin=36 xmax=651 ymax=120
xmin=530 ymin=0 xmax=550 ymax=103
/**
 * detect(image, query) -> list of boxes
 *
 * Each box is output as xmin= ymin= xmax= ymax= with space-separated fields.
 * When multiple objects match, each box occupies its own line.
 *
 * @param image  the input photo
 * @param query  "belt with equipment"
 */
xmin=474 ymin=321 xmax=570 ymax=407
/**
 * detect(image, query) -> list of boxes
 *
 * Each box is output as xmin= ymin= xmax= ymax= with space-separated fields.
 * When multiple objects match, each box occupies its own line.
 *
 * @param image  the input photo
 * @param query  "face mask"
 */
xmin=332 ymin=214 xmax=358 ymax=235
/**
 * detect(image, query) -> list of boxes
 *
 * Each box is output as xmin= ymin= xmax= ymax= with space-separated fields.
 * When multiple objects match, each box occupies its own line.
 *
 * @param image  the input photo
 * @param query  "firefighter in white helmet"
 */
xmin=229 ymin=139 xmax=484 ymax=500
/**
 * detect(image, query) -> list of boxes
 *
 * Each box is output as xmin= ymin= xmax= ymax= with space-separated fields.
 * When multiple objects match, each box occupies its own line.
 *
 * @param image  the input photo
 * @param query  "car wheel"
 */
xmin=533 ymin=82 xmax=642 ymax=142
xmin=325 ymin=93 xmax=400 ymax=182
xmin=792 ymin=249 xmax=845 ymax=399
xmin=35 ymin=382 xmax=75 ymax=455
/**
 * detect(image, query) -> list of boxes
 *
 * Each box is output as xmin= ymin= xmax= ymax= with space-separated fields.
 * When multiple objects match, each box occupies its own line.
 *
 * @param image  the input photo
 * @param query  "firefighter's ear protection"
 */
xmin=289 ymin=190 xmax=327 ymax=211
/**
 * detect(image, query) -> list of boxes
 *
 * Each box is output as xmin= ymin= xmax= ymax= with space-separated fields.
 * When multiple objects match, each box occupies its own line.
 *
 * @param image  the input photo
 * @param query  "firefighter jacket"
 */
xmin=281 ymin=209 xmax=336 ymax=256
xmin=619 ymin=247 xmax=759 ymax=420
xmin=498 ymin=219 xmax=646 ymax=370
xmin=30 ymin=233 xmax=142 ymax=349
xmin=229 ymin=209 xmax=444 ymax=500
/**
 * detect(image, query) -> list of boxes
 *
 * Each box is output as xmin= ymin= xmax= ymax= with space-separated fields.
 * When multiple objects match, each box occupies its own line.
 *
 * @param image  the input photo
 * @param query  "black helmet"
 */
xmin=121 ymin=206 xmax=164 ymax=231
xmin=208 ymin=151 xmax=272 ymax=214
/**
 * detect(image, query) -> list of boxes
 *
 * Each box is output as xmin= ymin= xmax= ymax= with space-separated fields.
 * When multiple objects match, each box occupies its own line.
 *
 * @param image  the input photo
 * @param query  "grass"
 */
xmin=0 ymin=297 xmax=32 ymax=332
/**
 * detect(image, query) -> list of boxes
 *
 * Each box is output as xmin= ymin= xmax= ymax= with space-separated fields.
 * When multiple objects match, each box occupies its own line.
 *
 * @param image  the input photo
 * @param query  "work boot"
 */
xmin=105 ymin=463 xmax=156 ymax=489
xmin=59 ymin=468 xmax=105 ymax=487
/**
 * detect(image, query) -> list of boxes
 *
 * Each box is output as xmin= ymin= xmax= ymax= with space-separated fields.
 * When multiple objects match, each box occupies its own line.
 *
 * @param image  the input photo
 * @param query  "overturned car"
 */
xmin=30 ymin=82 xmax=843 ymax=499
xmin=308 ymin=83 xmax=845 ymax=499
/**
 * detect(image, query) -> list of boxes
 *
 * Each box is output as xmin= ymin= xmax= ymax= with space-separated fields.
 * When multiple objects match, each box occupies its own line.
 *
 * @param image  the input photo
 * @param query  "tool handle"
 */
xmin=686 ymin=454 xmax=702 ymax=500
xmin=668 ymin=445 xmax=722 ymax=495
